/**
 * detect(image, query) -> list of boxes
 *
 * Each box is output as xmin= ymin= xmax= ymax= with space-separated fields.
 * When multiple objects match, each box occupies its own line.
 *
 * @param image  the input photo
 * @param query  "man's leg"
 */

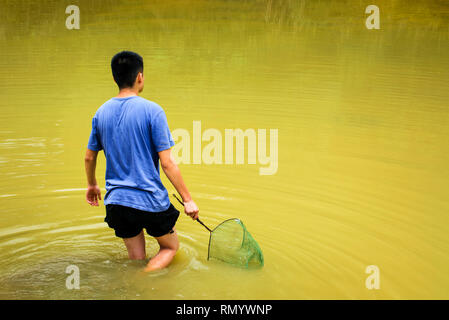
xmin=123 ymin=230 xmax=146 ymax=260
xmin=144 ymin=227 xmax=179 ymax=272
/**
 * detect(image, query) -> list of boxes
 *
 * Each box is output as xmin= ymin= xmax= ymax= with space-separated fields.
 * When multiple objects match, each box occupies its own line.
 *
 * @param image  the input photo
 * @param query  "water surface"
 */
xmin=0 ymin=0 xmax=448 ymax=299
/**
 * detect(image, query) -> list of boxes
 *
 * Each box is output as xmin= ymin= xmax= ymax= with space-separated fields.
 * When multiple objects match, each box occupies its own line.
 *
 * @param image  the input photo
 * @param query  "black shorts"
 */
xmin=104 ymin=203 xmax=180 ymax=238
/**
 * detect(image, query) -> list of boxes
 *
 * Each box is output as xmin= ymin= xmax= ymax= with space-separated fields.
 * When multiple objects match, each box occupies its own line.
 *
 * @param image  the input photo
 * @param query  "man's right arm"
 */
xmin=159 ymin=148 xmax=199 ymax=220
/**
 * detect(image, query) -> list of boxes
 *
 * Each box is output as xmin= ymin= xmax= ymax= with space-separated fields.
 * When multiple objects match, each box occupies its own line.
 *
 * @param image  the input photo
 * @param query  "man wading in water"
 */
xmin=84 ymin=51 xmax=199 ymax=272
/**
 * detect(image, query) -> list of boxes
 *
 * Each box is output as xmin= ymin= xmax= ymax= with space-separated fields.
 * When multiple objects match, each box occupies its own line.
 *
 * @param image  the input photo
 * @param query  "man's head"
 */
xmin=111 ymin=51 xmax=144 ymax=92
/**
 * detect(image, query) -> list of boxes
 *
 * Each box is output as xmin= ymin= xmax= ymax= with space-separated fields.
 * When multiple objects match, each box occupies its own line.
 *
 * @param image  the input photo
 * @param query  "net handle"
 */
xmin=172 ymin=194 xmax=212 ymax=233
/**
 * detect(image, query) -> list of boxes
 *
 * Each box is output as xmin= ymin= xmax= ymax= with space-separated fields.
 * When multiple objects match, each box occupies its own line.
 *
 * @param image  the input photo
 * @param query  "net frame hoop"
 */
xmin=206 ymin=218 xmax=244 ymax=261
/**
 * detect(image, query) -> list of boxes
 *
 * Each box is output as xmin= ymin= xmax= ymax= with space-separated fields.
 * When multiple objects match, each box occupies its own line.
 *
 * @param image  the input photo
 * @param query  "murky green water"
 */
xmin=0 ymin=0 xmax=448 ymax=299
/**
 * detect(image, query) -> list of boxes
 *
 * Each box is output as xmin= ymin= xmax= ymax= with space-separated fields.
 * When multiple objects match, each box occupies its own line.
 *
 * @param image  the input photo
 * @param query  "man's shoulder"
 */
xmin=135 ymin=97 xmax=164 ymax=113
xmin=94 ymin=98 xmax=115 ymax=115
xmin=94 ymin=97 xmax=165 ymax=118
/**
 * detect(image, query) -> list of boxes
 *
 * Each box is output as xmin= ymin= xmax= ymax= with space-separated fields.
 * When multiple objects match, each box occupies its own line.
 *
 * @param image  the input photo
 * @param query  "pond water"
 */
xmin=0 ymin=0 xmax=448 ymax=299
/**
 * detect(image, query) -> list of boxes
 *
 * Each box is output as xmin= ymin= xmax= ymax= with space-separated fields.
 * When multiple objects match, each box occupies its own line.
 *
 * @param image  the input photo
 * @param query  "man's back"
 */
xmin=87 ymin=95 xmax=175 ymax=212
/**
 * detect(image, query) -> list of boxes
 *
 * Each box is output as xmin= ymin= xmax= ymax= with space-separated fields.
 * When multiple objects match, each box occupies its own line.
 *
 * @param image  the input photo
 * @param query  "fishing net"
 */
xmin=207 ymin=218 xmax=264 ymax=268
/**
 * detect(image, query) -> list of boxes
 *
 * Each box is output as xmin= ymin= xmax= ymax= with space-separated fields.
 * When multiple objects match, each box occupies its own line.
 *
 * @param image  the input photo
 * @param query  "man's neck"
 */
xmin=116 ymin=88 xmax=139 ymax=98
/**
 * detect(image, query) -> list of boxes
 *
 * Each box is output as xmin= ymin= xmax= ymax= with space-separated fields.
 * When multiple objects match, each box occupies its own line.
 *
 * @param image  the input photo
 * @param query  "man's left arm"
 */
xmin=84 ymin=148 xmax=102 ymax=206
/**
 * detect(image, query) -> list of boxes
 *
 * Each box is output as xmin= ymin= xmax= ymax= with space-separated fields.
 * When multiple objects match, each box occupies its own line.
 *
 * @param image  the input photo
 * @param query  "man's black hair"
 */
xmin=111 ymin=51 xmax=144 ymax=89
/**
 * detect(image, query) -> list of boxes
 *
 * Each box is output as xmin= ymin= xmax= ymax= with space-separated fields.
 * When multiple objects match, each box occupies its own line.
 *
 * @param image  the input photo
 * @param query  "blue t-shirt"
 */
xmin=87 ymin=96 xmax=175 ymax=212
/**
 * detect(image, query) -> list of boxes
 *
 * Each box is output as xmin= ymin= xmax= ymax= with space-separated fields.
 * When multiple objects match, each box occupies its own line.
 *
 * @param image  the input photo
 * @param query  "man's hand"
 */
xmin=183 ymin=199 xmax=199 ymax=220
xmin=86 ymin=184 xmax=102 ymax=206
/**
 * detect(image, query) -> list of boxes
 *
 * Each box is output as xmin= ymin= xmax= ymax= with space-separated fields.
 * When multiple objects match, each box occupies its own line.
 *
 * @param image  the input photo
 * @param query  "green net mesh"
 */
xmin=207 ymin=219 xmax=264 ymax=268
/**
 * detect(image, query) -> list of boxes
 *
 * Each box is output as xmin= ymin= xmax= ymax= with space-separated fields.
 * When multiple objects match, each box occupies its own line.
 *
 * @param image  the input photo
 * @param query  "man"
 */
xmin=84 ymin=51 xmax=199 ymax=272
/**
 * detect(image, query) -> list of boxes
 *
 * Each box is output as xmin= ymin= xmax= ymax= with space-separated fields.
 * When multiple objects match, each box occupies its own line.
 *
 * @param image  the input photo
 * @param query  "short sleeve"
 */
xmin=151 ymin=110 xmax=175 ymax=152
xmin=87 ymin=116 xmax=103 ymax=151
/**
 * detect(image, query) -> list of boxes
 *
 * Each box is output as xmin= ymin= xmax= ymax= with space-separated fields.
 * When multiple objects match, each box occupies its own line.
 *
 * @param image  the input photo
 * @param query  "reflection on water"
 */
xmin=0 ymin=0 xmax=448 ymax=299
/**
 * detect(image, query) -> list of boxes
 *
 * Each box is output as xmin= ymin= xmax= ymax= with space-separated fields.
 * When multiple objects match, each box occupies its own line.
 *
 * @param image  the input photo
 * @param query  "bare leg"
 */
xmin=123 ymin=230 xmax=146 ymax=260
xmin=143 ymin=227 xmax=179 ymax=272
